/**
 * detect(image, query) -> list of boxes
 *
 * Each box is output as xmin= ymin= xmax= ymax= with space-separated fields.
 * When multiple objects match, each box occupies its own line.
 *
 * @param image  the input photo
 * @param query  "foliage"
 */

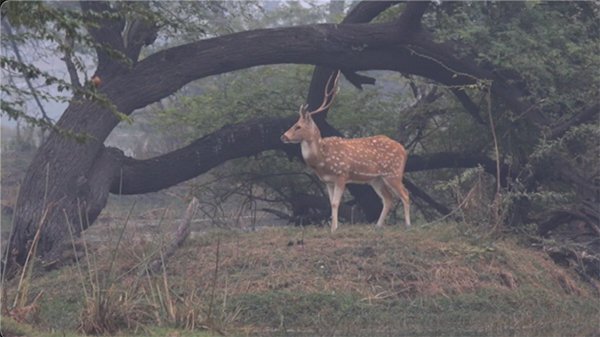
xmin=432 ymin=2 xmax=599 ymax=114
xmin=423 ymin=2 xmax=600 ymax=225
xmin=158 ymin=66 xmax=313 ymax=140
xmin=0 ymin=1 xmax=262 ymax=130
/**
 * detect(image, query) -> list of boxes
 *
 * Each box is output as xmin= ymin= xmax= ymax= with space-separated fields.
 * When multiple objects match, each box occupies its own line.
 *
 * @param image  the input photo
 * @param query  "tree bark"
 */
xmin=7 ymin=100 xmax=123 ymax=271
xmin=111 ymin=117 xmax=294 ymax=194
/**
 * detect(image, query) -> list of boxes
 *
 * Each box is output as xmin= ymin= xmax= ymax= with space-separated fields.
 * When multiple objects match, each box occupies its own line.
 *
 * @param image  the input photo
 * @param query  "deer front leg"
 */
xmin=330 ymin=180 xmax=346 ymax=233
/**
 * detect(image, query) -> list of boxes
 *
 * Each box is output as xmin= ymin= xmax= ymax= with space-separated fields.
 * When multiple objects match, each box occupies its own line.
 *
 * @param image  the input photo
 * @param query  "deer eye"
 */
xmin=294 ymin=125 xmax=302 ymax=130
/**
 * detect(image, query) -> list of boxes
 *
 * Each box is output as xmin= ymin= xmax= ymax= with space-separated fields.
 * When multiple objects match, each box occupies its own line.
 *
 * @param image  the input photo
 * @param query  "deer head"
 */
xmin=280 ymin=104 xmax=321 ymax=144
xmin=280 ymin=70 xmax=340 ymax=144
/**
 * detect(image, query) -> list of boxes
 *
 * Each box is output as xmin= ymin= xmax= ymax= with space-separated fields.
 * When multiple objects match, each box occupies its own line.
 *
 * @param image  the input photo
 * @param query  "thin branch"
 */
xmin=61 ymin=34 xmax=82 ymax=91
xmin=486 ymin=84 xmax=501 ymax=195
xmin=80 ymin=1 xmax=128 ymax=77
xmin=485 ymin=83 xmax=504 ymax=230
xmin=407 ymin=76 xmax=421 ymax=100
xmin=121 ymin=3 xmax=159 ymax=63
xmin=2 ymin=20 xmax=53 ymax=124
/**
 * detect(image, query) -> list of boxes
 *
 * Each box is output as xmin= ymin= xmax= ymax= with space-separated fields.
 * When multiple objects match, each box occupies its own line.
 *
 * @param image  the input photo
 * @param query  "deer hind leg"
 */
xmin=329 ymin=180 xmax=346 ymax=233
xmin=325 ymin=183 xmax=334 ymax=204
xmin=370 ymin=179 xmax=394 ymax=228
xmin=382 ymin=176 xmax=411 ymax=227
xmin=324 ymin=183 xmax=335 ymax=229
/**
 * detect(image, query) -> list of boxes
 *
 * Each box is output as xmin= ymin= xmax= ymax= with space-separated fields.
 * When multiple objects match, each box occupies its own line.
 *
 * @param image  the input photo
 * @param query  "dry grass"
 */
xmin=165 ymin=224 xmax=597 ymax=302
xmin=3 ymin=222 xmax=598 ymax=336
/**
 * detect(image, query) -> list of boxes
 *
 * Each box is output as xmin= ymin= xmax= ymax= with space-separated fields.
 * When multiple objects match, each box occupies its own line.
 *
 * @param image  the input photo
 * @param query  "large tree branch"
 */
xmin=82 ymin=4 xmax=486 ymax=126
xmin=110 ymin=117 xmax=294 ymax=194
xmin=109 ymin=116 xmax=507 ymax=195
xmin=307 ymin=1 xmax=427 ymax=119
xmin=2 ymin=20 xmax=53 ymax=124
xmin=53 ymin=25 xmax=461 ymax=153
xmin=122 ymin=3 xmax=159 ymax=63
xmin=406 ymin=36 xmax=551 ymax=127
xmin=80 ymin=1 xmax=128 ymax=77
xmin=105 ymin=23 xmax=427 ymax=114
xmin=408 ymin=152 xmax=509 ymax=183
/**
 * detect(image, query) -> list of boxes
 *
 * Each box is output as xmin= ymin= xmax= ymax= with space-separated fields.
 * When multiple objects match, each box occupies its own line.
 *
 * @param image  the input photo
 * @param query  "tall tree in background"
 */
xmin=1 ymin=1 xmax=598 ymax=276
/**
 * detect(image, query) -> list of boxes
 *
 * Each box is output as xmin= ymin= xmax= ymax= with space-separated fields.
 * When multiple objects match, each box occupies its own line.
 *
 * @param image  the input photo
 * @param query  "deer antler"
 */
xmin=298 ymin=103 xmax=309 ymax=115
xmin=305 ymin=70 xmax=341 ymax=116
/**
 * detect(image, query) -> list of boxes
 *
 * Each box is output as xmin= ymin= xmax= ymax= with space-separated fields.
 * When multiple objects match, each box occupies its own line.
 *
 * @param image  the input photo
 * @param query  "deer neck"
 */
xmin=300 ymin=137 xmax=323 ymax=168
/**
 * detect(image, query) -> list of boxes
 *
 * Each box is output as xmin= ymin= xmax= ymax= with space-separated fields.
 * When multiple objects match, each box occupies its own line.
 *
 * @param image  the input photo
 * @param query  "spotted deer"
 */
xmin=281 ymin=71 xmax=411 ymax=232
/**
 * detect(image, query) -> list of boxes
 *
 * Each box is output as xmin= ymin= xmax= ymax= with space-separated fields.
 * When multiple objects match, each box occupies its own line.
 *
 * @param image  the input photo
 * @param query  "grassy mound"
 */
xmin=2 ymin=223 xmax=598 ymax=337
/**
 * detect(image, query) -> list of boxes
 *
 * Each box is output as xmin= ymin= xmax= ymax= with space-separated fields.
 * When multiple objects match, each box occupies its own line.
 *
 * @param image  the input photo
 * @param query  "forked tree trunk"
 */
xmin=5 ymin=1 xmax=421 ymax=276
xmin=7 ymin=100 xmax=124 ymax=269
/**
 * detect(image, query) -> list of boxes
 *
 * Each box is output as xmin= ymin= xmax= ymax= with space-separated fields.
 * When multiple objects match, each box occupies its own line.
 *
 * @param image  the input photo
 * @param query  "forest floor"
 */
xmin=2 ymin=222 xmax=599 ymax=337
